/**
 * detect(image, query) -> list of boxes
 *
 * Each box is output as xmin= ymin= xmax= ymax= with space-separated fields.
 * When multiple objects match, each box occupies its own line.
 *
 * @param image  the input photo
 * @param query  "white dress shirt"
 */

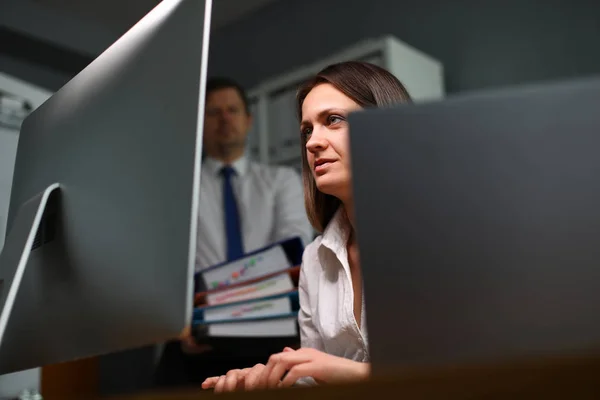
xmin=195 ymin=155 xmax=312 ymax=272
xmin=296 ymin=208 xmax=369 ymax=385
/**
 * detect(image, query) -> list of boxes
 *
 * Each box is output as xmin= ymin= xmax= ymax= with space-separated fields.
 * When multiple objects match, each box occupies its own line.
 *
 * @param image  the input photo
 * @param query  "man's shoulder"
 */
xmin=248 ymin=160 xmax=301 ymax=182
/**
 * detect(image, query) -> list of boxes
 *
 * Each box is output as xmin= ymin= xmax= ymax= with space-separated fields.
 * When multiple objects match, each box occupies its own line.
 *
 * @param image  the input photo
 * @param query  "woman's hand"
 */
xmin=202 ymin=347 xmax=370 ymax=393
xmin=260 ymin=347 xmax=370 ymax=388
xmin=202 ymin=363 xmax=267 ymax=393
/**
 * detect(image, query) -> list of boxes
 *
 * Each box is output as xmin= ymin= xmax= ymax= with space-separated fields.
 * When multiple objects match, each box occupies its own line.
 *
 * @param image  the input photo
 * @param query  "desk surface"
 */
xmin=98 ymin=354 xmax=600 ymax=400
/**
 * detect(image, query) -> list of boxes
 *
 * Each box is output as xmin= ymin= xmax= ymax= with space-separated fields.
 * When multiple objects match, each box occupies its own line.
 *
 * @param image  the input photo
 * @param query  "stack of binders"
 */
xmin=192 ymin=237 xmax=304 ymax=339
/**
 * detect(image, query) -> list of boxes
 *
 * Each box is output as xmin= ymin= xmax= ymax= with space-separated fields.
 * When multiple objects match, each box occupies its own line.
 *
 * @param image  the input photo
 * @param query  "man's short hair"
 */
xmin=205 ymin=77 xmax=250 ymax=114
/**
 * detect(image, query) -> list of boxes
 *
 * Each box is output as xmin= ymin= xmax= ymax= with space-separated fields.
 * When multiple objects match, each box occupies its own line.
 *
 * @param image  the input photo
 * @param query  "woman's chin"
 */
xmin=315 ymin=176 xmax=344 ymax=198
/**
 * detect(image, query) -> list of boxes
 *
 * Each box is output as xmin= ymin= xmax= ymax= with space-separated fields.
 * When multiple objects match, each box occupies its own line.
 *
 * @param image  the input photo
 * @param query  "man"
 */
xmin=154 ymin=77 xmax=312 ymax=387
xmin=195 ymin=77 xmax=312 ymax=270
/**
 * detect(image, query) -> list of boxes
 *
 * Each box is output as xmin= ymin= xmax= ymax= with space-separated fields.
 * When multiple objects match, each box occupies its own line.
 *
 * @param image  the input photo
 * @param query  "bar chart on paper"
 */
xmin=206 ymin=272 xmax=296 ymax=306
xmin=201 ymin=244 xmax=291 ymax=289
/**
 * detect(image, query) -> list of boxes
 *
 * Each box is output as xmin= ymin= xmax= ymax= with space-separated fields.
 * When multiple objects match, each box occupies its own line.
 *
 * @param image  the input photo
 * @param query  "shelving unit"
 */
xmin=244 ymin=35 xmax=445 ymax=171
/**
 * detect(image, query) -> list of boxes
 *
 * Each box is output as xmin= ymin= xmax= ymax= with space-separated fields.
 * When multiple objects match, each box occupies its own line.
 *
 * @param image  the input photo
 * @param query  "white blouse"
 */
xmin=295 ymin=208 xmax=369 ymax=385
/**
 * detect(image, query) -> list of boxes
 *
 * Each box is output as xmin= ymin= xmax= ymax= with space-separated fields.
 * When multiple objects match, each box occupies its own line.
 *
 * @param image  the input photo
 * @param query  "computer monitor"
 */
xmin=349 ymin=77 xmax=600 ymax=375
xmin=0 ymin=0 xmax=212 ymax=374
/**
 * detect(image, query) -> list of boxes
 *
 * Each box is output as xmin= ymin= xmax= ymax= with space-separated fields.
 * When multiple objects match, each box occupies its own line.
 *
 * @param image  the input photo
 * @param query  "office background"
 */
xmin=1 ymin=0 xmax=599 ymax=396
xmin=1 ymin=0 xmax=599 ymax=94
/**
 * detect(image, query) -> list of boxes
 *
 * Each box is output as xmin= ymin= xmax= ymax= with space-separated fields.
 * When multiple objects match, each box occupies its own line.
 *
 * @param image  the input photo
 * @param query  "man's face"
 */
xmin=203 ymin=87 xmax=252 ymax=156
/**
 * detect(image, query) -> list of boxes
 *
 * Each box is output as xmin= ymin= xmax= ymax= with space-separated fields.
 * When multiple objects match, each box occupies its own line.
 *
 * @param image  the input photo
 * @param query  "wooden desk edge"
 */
xmin=96 ymin=353 xmax=600 ymax=400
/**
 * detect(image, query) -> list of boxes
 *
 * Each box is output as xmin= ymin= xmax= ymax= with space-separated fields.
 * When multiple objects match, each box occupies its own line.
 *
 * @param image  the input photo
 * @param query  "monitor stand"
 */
xmin=0 ymin=183 xmax=60 ymax=348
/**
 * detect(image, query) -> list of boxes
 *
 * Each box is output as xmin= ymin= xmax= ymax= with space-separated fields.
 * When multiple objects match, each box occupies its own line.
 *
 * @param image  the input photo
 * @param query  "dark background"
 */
xmin=1 ymin=0 xmax=599 ymax=95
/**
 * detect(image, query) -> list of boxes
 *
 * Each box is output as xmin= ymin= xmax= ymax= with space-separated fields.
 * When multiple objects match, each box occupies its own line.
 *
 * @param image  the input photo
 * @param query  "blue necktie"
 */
xmin=221 ymin=166 xmax=244 ymax=261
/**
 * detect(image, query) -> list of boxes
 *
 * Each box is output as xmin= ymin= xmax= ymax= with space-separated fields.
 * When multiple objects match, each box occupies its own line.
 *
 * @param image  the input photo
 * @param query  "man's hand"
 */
xmin=179 ymin=333 xmax=212 ymax=354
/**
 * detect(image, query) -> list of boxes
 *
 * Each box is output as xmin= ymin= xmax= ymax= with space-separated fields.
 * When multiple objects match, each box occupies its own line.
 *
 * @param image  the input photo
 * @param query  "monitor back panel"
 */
xmin=0 ymin=0 xmax=210 ymax=373
xmin=349 ymin=77 xmax=600 ymax=373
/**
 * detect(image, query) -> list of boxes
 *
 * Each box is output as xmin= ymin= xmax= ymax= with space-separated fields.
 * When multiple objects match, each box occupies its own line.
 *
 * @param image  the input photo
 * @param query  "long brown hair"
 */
xmin=296 ymin=61 xmax=412 ymax=232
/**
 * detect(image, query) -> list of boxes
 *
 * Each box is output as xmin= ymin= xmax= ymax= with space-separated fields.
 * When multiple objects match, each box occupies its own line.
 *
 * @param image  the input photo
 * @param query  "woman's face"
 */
xmin=301 ymin=83 xmax=362 ymax=202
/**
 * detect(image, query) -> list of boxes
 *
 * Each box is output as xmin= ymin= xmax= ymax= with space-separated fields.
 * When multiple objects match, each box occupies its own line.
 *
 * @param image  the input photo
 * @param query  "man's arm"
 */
xmin=271 ymin=167 xmax=314 ymax=246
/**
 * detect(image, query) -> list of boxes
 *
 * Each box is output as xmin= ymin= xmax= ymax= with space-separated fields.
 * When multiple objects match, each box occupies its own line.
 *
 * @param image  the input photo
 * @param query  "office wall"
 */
xmin=208 ymin=0 xmax=600 ymax=93
xmin=0 ymin=54 xmax=70 ymax=92
xmin=0 ymin=72 xmax=52 ymax=396
xmin=0 ymin=0 xmax=113 ymax=91
xmin=0 ymin=23 xmax=92 ymax=92
xmin=0 ymin=127 xmax=19 ymax=248
xmin=0 ymin=72 xmax=52 ymax=237
xmin=0 ymin=0 xmax=114 ymax=57
xmin=4 ymin=0 xmax=599 ymax=95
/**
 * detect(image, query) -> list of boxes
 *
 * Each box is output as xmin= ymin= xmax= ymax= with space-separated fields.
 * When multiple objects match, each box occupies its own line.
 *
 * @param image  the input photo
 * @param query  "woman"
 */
xmin=202 ymin=61 xmax=412 ymax=392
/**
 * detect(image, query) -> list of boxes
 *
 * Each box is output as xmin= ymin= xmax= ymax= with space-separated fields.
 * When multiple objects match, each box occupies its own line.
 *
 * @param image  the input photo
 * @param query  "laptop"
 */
xmin=349 ymin=76 xmax=600 ymax=375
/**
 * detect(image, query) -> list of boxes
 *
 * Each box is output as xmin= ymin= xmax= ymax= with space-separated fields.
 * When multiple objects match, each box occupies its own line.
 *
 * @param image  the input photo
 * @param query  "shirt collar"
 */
xmin=203 ymin=154 xmax=249 ymax=177
xmin=320 ymin=207 xmax=350 ymax=256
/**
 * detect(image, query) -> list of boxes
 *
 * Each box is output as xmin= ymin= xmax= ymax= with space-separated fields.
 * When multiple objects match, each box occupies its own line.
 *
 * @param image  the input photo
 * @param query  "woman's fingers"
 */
xmin=213 ymin=375 xmax=227 ymax=393
xmin=244 ymin=364 xmax=266 ymax=391
xmin=266 ymin=357 xmax=289 ymax=389
xmin=201 ymin=376 xmax=220 ymax=389
xmin=204 ymin=366 xmax=262 ymax=392
xmin=204 ymin=352 xmax=308 ymax=393
xmin=223 ymin=374 xmax=239 ymax=392
xmin=258 ymin=354 xmax=277 ymax=388
xmin=225 ymin=369 xmax=249 ymax=392
xmin=279 ymin=363 xmax=313 ymax=388
xmin=262 ymin=351 xmax=312 ymax=389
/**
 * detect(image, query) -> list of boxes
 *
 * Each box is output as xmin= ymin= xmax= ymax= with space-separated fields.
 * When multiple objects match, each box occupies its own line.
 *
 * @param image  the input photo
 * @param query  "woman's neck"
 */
xmin=340 ymin=200 xmax=356 ymax=246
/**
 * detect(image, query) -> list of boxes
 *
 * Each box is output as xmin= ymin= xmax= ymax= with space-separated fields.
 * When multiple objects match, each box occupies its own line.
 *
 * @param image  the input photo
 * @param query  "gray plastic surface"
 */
xmin=349 ymin=77 xmax=600 ymax=373
xmin=0 ymin=0 xmax=211 ymax=374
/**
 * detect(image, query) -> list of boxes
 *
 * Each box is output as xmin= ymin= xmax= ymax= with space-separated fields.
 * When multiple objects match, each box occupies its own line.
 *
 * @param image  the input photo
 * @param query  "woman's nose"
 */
xmin=306 ymin=129 xmax=328 ymax=152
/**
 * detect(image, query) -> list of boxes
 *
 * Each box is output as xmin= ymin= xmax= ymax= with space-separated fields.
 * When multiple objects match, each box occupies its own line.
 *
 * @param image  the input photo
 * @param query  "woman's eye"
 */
xmin=327 ymin=115 xmax=344 ymax=124
xmin=301 ymin=127 xmax=313 ymax=136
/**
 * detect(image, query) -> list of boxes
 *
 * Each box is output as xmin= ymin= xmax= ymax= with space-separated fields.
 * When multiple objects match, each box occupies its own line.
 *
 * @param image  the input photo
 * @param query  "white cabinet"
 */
xmin=245 ymin=35 xmax=445 ymax=170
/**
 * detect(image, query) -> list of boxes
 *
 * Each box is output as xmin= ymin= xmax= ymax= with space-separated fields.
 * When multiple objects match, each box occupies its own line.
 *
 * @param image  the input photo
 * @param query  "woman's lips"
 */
xmin=314 ymin=159 xmax=336 ymax=174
